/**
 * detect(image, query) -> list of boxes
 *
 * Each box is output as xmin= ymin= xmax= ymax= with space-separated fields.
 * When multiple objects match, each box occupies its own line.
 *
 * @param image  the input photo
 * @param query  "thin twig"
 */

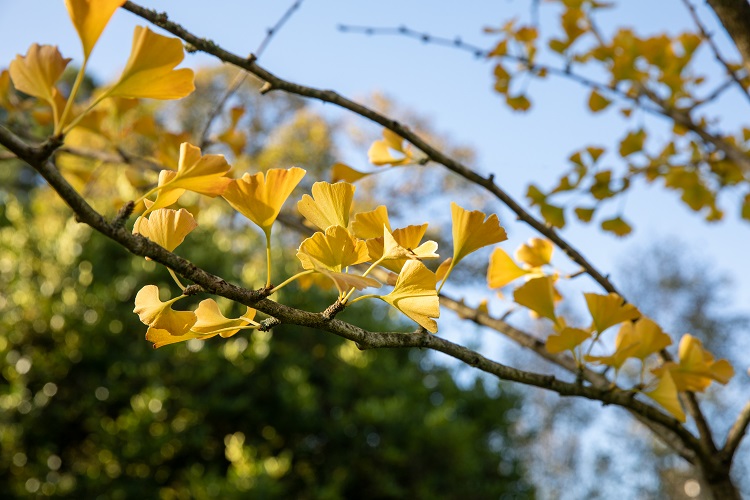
xmin=197 ymin=0 xmax=305 ymax=149
xmin=722 ymin=400 xmax=750 ymax=461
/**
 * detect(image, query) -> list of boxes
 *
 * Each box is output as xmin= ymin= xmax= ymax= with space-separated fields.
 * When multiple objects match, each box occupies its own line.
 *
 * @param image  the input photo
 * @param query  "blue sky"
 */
xmin=1 ymin=1 xmax=747 ymax=327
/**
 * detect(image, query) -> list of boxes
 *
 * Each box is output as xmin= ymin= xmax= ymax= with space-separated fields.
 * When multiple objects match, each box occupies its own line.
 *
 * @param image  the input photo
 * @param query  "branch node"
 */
xmin=322 ymin=298 xmax=346 ymax=320
xmin=259 ymin=317 xmax=281 ymax=331
xmin=182 ymin=284 xmax=203 ymax=296
xmin=259 ymin=82 xmax=274 ymax=94
xmin=112 ymin=201 xmax=135 ymax=228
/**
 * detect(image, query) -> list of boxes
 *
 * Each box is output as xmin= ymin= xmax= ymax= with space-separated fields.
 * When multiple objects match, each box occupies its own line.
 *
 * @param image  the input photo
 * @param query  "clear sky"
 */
xmin=1 ymin=1 xmax=747 ymax=308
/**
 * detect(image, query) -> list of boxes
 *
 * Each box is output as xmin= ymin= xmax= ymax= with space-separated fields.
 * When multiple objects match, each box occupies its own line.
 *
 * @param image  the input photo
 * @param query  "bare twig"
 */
xmin=197 ymin=0 xmax=305 ymax=149
xmin=722 ymin=400 xmax=750 ymax=461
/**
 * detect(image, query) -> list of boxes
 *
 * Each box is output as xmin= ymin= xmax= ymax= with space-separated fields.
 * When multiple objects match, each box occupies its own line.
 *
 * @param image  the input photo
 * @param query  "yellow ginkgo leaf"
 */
xmin=379 ymin=260 xmax=440 ymax=333
xmin=331 ymin=162 xmax=370 ymax=183
xmin=435 ymin=257 xmax=453 ymax=283
xmin=133 ymin=208 xmax=197 ymax=254
xmin=645 ymin=370 xmax=686 ymax=422
xmin=133 ymin=285 xmax=196 ymax=336
xmin=584 ymin=292 xmax=640 ymax=333
xmin=145 ymin=327 xmax=203 ymax=348
xmin=352 ymin=205 xmax=392 ymax=239
xmin=514 ymin=276 xmax=557 ymax=323
xmin=487 ymin=247 xmax=529 ymax=289
xmin=451 ymin=203 xmax=508 ymax=265
xmin=366 ymin=224 xmax=439 ymax=272
xmin=368 ymin=129 xmax=413 ymax=166
xmin=654 ymin=334 xmax=734 ymax=392
xmin=108 ymin=26 xmax=195 ymax=100
xmin=65 ymin=0 xmax=125 ymax=58
xmin=584 ymin=317 xmax=670 ymax=370
xmin=297 ymin=225 xmax=370 ymax=272
xmin=620 ymin=317 xmax=672 ymax=361
xmin=223 ymin=167 xmax=306 ymax=234
xmin=9 ymin=44 xmax=71 ymax=107
xmin=192 ymin=300 xmax=257 ymax=338
xmin=169 ymin=142 xmax=232 ymax=196
xmin=297 ymin=181 xmax=356 ymax=231
xmin=515 ymin=238 xmax=554 ymax=268
xmin=216 ymin=106 xmax=247 ymax=156
xmin=144 ymin=171 xmax=183 ymax=213
xmin=307 ymin=262 xmax=381 ymax=295
xmin=546 ymin=326 xmax=592 ymax=354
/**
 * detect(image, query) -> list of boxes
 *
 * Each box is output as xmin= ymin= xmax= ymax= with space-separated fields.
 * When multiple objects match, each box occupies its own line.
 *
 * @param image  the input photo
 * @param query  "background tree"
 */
xmin=0 ymin=71 xmax=531 ymax=499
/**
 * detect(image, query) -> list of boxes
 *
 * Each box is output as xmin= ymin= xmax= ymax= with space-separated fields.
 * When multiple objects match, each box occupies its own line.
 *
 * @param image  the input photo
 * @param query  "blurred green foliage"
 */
xmin=0 ymin=75 xmax=533 ymax=497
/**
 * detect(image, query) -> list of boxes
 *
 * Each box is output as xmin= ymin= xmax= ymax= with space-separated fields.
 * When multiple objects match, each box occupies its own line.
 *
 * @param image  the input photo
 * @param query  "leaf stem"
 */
xmin=56 ymin=58 xmax=88 ymax=135
xmin=271 ymin=269 xmax=315 ymax=294
xmin=169 ymin=268 xmax=186 ymax=291
xmin=264 ymin=228 xmax=273 ymax=288
xmin=347 ymin=294 xmax=379 ymax=305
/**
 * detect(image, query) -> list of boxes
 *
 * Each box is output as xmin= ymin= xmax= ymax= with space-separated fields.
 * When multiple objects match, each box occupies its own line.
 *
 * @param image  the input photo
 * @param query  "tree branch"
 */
xmin=0 ymin=124 xmax=704 ymax=461
xmin=722 ymin=400 xmax=750 ymax=461
xmin=121 ymin=1 xmax=622 ymax=299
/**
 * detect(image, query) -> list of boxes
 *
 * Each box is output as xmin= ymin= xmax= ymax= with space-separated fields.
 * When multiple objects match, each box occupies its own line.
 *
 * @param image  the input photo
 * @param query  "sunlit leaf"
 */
xmin=546 ymin=326 xmax=591 ymax=354
xmin=133 ymin=285 xmax=196 ymax=336
xmin=65 ymin=0 xmax=125 ymax=58
xmin=514 ymin=276 xmax=557 ymax=323
xmin=584 ymin=292 xmax=640 ymax=333
xmin=297 ymin=181 xmax=356 ymax=231
xmin=297 ymin=225 xmax=369 ymax=272
xmin=487 ymin=248 xmax=528 ymax=289
xmin=366 ymin=224 xmax=439 ymax=273
xmin=223 ymin=166 xmax=306 ymax=233
xmin=108 ymin=26 xmax=195 ymax=100
xmin=133 ymin=207 xmax=197 ymax=256
xmin=192 ymin=300 xmax=257 ymax=338
xmin=645 ymin=371 xmax=686 ymax=422
xmin=331 ymin=162 xmax=370 ymax=183
xmin=451 ymin=203 xmax=508 ymax=265
xmin=368 ymin=129 xmax=414 ymax=166
xmin=585 ymin=317 xmax=671 ymax=369
xmin=654 ymin=334 xmax=734 ymax=392
xmin=379 ymin=260 xmax=440 ymax=333
xmin=515 ymin=238 xmax=553 ymax=267
xmin=9 ymin=44 xmax=71 ymax=108
xmin=352 ymin=205 xmax=392 ymax=239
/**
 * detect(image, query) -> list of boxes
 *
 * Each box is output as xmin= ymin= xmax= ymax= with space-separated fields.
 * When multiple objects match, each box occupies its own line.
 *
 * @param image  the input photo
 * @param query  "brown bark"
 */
xmin=707 ymin=0 xmax=750 ymax=72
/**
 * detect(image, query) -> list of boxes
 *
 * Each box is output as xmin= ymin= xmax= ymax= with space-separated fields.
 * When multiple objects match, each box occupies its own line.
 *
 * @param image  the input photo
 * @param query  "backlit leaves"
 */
xmin=450 ymin=203 xmax=508 ymax=265
xmin=223 ymin=166 xmax=306 ymax=234
xmin=368 ymin=129 xmax=417 ymax=166
xmin=134 ymin=285 xmax=196 ymax=336
xmin=108 ymin=26 xmax=195 ymax=100
xmin=514 ymin=276 xmax=557 ymax=323
xmin=133 ymin=208 xmax=197 ymax=254
xmin=65 ymin=0 xmax=125 ymax=58
xmin=380 ymin=260 xmax=440 ymax=333
xmin=297 ymin=225 xmax=369 ymax=273
xmin=584 ymin=292 xmax=640 ymax=333
xmin=297 ymin=181 xmax=356 ymax=231
xmin=654 ymin=334 xmax=734 ymax=392
xmin=9 ymin=44 xmax=70 ymax=119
